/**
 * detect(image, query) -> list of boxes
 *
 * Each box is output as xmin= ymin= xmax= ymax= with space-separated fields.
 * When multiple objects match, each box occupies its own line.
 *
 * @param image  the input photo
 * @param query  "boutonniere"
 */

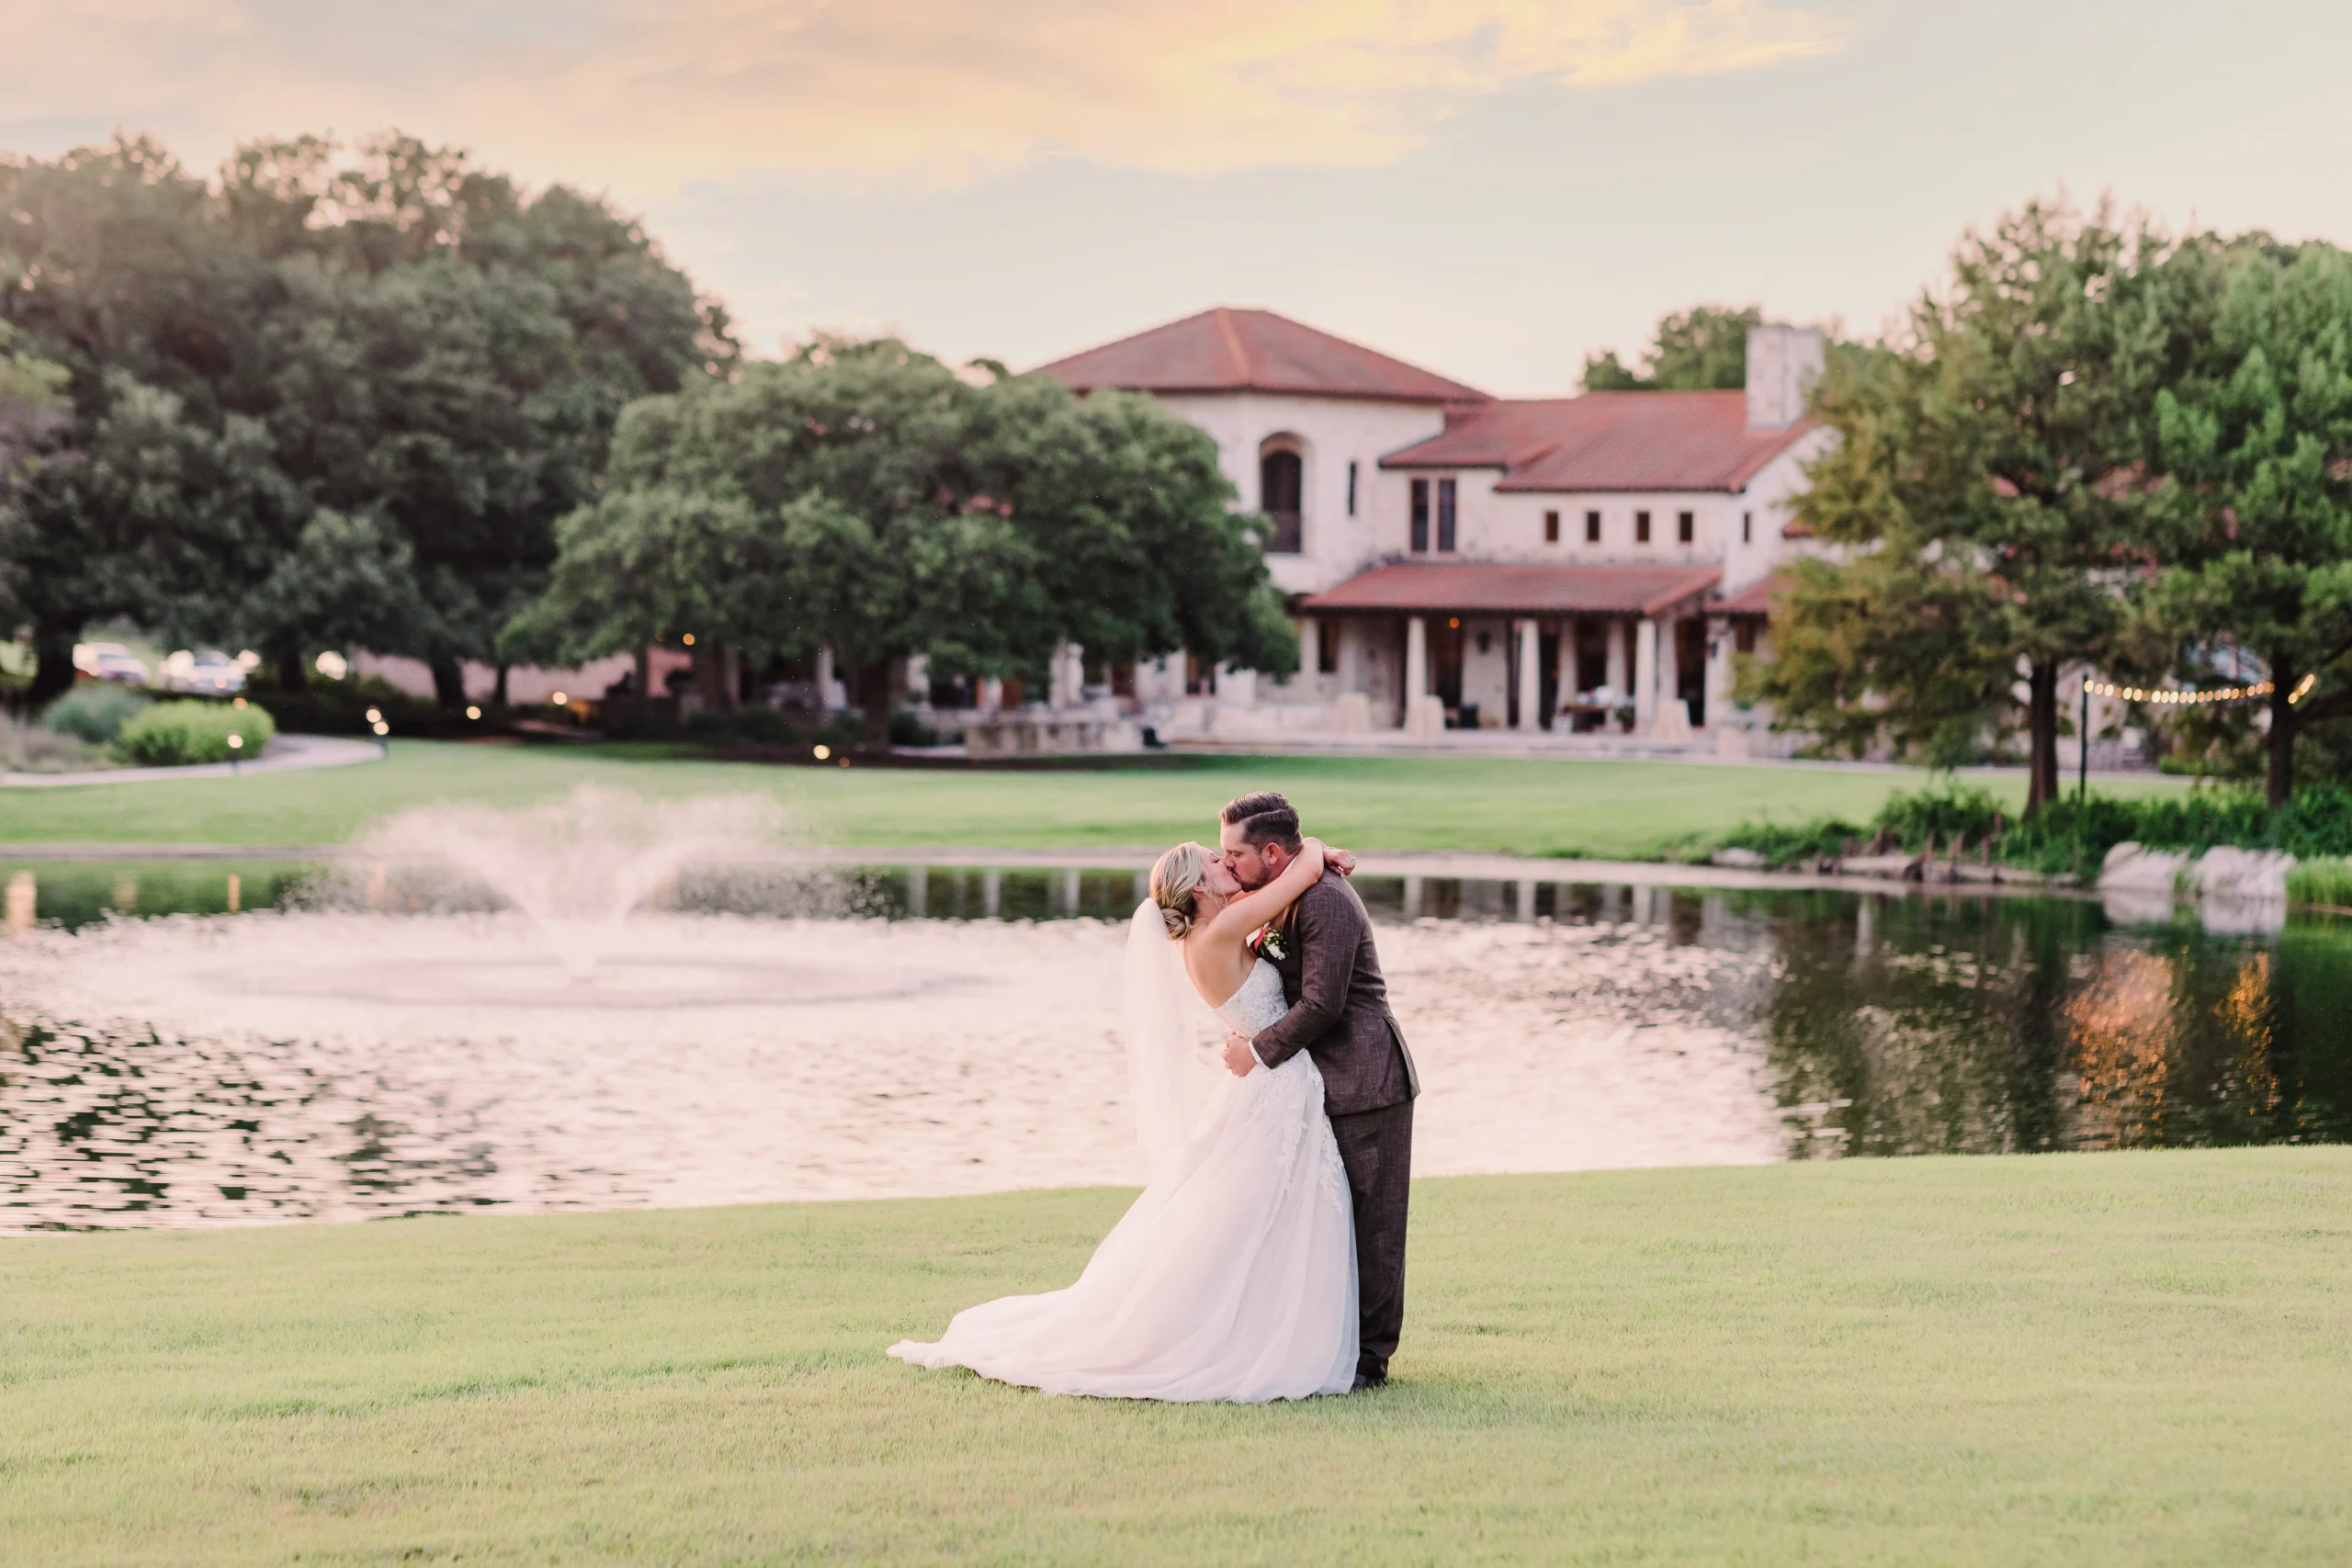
xmin=1253 ymin=926 xmax=1291 ymax=964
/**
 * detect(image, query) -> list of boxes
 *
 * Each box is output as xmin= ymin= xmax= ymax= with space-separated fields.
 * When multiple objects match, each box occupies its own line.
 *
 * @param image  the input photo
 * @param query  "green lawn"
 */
xmin=3 ymin=1152 xmax=2346 ymax=1563
xmin=0 ymin=740 xmax=2192 ymax=859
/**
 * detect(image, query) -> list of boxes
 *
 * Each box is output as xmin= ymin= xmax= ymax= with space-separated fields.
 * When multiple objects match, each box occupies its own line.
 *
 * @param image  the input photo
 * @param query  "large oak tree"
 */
xmin=505 ymin=339 xmax=1296 ymax=743
xmin=1744 ymin=201 xmax=2195 ymax=809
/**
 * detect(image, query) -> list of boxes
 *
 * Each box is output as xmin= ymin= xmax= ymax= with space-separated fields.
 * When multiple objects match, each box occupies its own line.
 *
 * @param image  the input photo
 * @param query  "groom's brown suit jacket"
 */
xmin=1249 ymin=868 xmax=1419 ymax=1117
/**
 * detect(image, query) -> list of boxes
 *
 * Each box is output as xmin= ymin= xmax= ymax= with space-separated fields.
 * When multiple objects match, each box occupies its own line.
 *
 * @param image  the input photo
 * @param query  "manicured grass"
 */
xmin=2 ymin=1153 xmax=2346 ymax=1563
xmin=0 ymin=739 xmax=2192 ymax=859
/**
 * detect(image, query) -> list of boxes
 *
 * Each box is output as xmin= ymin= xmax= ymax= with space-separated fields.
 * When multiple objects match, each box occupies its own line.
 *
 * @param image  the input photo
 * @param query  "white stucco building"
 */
xmin=1028 ymin=307 xmax=1829 ymax=750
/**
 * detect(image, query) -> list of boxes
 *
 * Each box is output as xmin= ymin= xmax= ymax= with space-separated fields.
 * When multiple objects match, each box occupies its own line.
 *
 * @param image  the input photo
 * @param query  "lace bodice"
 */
xmin=1213 ymin=958 xmax=1288 ymax=1036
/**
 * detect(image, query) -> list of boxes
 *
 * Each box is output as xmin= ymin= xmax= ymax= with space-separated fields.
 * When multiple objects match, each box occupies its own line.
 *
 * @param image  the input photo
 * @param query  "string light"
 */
xmin=2082 ymin=678 xmax=2275 ymax=705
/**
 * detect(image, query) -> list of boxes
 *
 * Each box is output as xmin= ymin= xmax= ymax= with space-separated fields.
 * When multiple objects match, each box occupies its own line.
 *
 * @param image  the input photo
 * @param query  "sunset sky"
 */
xmin=6 ymin=0 xmax=2348 ymax=393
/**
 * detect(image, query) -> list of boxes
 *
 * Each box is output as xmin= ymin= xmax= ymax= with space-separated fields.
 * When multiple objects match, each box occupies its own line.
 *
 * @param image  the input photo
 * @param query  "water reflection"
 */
xmin=4 ymin=862 xmax=2351 ymax=1231
xmin=1749 ymin=891 xmax=2352 ymax=1157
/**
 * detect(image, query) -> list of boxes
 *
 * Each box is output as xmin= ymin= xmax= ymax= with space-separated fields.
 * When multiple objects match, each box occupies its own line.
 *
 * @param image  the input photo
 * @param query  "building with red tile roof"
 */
xmin=1038 ymin=307 xmax=1489 ymax=406
xmin=1021 ymin=308 xmax=1831 ymax=749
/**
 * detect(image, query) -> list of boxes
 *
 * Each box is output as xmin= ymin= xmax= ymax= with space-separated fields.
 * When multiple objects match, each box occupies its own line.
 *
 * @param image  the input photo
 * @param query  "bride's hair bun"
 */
xmin=1149 ymin=842 xmax=1210 ymax=941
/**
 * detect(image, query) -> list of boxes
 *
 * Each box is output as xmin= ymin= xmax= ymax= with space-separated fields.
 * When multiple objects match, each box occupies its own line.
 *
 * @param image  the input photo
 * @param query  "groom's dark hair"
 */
xmin=1221 ymin=791 xmax=1302 ymax=852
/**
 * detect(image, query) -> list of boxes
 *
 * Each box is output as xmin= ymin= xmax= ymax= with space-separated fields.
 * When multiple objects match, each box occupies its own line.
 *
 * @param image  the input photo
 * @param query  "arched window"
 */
xmin=1260 ymin=443 xmax=1304 ymax=554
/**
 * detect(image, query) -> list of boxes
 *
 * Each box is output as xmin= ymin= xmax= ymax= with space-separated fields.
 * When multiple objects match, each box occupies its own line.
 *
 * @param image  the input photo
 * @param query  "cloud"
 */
xmin=0 ymin=0 xmax=1846 ymax=189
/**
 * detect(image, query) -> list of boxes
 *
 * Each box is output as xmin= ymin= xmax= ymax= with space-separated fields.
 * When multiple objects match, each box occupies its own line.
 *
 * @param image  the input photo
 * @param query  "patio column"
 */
xmin=1298 ymin=616 xmax=1319 ymax=690
xmin=1514 ymin=617 xmax=1541 ymax=732
xmin=1656 ymin=615 xmax=1680 ymax=730
xmin=1605 ymin=618 xmax=1629 ymax=704
xmin=1403 ymin=615 xmax=1442 ymax=737
xmin=1634 ymin=617 xmax=1658 ymax=729
xmin=1705 ymin=616 xmax=1735 ymax=731
xmin=815 ymin=645 xmax=837 ymax=712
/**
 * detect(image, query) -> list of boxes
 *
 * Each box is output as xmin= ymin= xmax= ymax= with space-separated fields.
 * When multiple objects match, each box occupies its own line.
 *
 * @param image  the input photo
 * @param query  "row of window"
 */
xmin=1292 ymin=467 xmax=1760 ymax=556
xmin=1540 ymin=508 xmax=1697 ymax=545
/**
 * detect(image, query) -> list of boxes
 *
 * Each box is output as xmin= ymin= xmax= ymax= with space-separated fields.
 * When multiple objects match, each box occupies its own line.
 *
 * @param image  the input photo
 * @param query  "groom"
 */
xmin=1216 ymin=791 xmax=1419 ymax=1389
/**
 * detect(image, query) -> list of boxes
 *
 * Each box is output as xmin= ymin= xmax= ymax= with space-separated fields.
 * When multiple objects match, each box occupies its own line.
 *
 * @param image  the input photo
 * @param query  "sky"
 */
xmin=6 ymin=0 xmax=2350 ymax=395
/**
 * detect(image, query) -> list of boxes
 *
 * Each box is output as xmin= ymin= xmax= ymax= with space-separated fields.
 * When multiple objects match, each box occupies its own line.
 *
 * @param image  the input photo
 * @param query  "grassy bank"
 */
xmin=4 ymin=1152 xmax=2348 ymax=1563
xmin=0 ymin=739 xmax=2191 ymax=860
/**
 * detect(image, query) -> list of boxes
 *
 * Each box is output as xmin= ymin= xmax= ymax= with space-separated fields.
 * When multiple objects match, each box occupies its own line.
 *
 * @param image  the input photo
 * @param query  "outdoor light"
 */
xmin=232 ymin=696 xmax=246 ymax=710
xmin=466 ymin=705 xmax=482 ymax=719
xmin=813 ymin=744 xmax=831 ymax=760
xmin=551 ymin=691 xmax=568 ymax=705
xmin=227 ymin=732 xmax=243 ymax=774
xmin=371 ymin=720 xmax=390 ymax=737
xmin=314 ymin=649 xmax=349 ymax=680
xmin=683 ymin=633 xmax=696 ymax=646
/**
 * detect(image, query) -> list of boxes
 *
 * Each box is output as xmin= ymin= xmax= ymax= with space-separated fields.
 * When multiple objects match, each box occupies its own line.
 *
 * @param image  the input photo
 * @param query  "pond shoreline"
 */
xmin=0 ymin=840 xmax=2094 ymax=901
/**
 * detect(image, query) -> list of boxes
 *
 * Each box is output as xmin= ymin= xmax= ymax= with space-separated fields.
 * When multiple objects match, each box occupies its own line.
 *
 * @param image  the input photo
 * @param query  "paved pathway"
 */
xmin=0 ymin=733 xmax=383 ymax=788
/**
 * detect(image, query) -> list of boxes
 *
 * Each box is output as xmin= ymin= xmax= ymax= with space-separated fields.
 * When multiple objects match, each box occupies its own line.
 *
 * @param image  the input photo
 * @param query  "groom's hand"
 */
xmin=1222 ymin=1032 xmax=1257 ymax=1077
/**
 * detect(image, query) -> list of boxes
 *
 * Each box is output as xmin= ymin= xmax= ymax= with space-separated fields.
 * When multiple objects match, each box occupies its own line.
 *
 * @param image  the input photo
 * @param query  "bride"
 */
xmin=888 ymin=837 xmax=1357 ymax=1402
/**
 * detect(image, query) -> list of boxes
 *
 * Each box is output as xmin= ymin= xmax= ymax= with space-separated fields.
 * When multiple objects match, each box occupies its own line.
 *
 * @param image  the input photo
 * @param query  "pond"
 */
xmin=4 ymin=857 xmax=2349 ymax=1232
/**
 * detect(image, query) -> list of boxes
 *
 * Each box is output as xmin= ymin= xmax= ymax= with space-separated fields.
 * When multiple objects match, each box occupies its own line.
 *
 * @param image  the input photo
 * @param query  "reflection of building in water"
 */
xmin=2063 ymin=947 xmax=2283 ymax=1148
xmin=2215 ymin=953 xmax=2282 ymax=1125
xmin=2063 ymin=949 xmax=2180 ymax=1148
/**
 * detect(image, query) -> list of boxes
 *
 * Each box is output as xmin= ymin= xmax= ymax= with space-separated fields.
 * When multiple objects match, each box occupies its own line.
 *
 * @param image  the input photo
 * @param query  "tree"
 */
xmin=2140 ymin=238 xmax=2352 ymax=805
xmin=222 ymin=134 xmax=730 ymax=701
xmin=507 ymin=339 xmax=1295 ymax=743
xmin=1582 ymin=305 xmax=1764 ymax=391
xmin=0 ymin=375 xmax=302 ymax=705
xmin=1743 ymin=201 xmax=2188 ymax=810
xmin=0 ymin=131 xmax=729 ymax=705
xmin=0 ymin=323 xmax=71 ymax=483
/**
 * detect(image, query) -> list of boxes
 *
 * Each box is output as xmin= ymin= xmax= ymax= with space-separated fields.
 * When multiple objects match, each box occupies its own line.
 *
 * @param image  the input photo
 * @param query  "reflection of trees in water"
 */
xmin=1754 ymin=892 xmax=2352 ymax=1156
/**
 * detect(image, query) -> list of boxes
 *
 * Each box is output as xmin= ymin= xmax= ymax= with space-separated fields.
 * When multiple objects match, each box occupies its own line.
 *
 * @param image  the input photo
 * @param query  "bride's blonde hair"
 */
xmin=1149 ymin=842 xmax=1212 ymax=940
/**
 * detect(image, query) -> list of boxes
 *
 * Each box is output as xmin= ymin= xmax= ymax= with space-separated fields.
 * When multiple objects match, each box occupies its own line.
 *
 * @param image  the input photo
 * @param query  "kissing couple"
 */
xmin=890 ymin=791 xmax=1419 ymax=1402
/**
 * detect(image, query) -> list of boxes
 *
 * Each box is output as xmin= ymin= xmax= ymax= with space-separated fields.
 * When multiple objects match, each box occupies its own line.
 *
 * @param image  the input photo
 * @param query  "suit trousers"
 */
xmin=1329 ymin=1096 xmax=1414 ymax=1382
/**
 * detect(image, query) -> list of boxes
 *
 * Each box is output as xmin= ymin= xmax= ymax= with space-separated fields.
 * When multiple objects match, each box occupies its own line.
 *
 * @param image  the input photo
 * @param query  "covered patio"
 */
xmin=1297 ymin=561 xmax=1736 ymax=740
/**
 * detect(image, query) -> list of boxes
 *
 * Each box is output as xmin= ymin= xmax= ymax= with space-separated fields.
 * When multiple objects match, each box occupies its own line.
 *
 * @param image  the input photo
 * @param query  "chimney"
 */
xmin=1746 ymin=323 xmax=1825 ymax=430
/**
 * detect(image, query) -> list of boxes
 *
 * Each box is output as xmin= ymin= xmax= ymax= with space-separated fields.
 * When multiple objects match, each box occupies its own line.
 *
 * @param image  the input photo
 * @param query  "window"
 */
xmin=1347 ymin=460 xmax=1358 ymax=517
xmin=1260 ymin=448 xmax=1304 ymax=553
xmin=1544 ymin=510 xmax=1560 ymax=544
xmin=1634 ymin=510 xmax=1652 ymax=544
xmin=1677 ymin=510 xmax=1694 ymax=544
xmin=1410 ymin=478 xmax=1430 ymax=551
xmin=1585 ymin=509 xmax=1601 ymax=544
xmin=1437 ymin=479 xmax=1457 ymax=551
xmin=1742 ymin=511 xmax=1752 ymax=544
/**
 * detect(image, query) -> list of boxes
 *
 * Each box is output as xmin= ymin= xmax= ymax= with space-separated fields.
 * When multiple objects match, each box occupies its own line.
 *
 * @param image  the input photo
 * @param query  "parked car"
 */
xmin=161 ymin=649 xmax=247 ymax=694
xmin=72 ymin=641 xmax=152 ymax=685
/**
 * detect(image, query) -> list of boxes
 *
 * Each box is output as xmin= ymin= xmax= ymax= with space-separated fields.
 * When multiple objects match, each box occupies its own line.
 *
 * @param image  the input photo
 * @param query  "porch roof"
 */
xmin=1299 ymin=562 xmax=1723 ymax=619
xmin=1716 ymin=572 xmax=1790 ymax=617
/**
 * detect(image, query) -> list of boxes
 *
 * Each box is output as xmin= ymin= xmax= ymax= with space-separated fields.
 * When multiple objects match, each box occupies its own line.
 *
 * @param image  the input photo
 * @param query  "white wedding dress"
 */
xmin=888 ymin=917 xmax=1358 ymax=1402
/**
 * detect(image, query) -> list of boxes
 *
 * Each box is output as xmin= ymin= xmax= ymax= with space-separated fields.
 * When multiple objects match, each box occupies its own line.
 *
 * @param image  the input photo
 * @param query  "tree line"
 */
xmin=0 ymin=134 xmax=1293 ymax=731
xmin=1737 ymin=200 xmax=2352 ymax=808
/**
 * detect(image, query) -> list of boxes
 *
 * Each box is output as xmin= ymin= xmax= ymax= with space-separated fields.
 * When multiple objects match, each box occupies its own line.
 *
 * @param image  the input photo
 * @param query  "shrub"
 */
xmin=2286 ymin=857 xmax=2352 ymax=908
xmin=41 ymin=682 xmax=151 ymax=743
xmin=115 ymin=701 xmax=277 ymax=766
xmin=1715 ymin=817 xmax=1867 ymax=868
xmin=1722 ymin=778 xmax=2352 ymax=880
xmin=1869 ymin=782 xmax=2007 ymax=851
xmin=888 ymin=709 xmax=944 ymax=747
xmin=0 ymin=710 xmax=113 ymax=773
xmin=248 ymin=676 xmax=437 ymax=737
